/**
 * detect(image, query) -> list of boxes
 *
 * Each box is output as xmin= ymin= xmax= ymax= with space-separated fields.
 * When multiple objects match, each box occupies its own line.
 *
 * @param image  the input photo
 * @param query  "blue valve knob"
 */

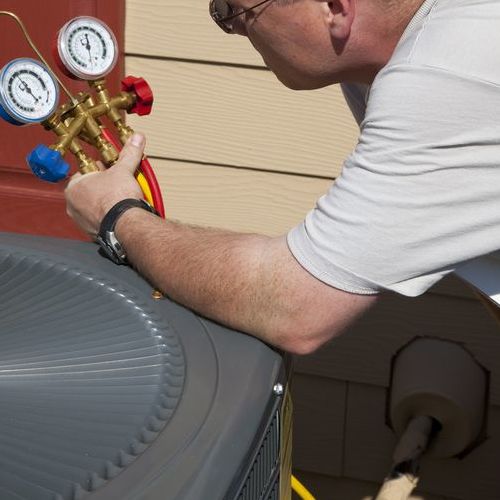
xmin=27 ymin=145 xmax=70 ymax=183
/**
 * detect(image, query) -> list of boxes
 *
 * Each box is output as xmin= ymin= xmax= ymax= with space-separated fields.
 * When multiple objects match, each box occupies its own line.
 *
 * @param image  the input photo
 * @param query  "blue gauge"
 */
xmin=0 ymin=58 xmax=59 ymax=126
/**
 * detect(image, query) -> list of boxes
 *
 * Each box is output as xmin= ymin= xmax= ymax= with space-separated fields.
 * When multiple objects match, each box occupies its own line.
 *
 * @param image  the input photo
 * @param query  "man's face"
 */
xmin=228 ymin=0 xmax=344 ymax=90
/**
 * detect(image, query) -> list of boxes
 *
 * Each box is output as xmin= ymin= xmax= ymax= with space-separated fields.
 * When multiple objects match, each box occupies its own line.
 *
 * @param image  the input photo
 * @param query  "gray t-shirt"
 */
xmin=287 ymin=0 xmax=500 ymax=296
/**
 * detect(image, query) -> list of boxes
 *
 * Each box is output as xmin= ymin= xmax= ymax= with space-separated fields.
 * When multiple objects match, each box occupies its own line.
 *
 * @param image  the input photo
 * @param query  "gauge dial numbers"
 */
xmin=57 ymin=17 xmax=118 ymax=80
xmin=0 ymin=59 xmax=59 ymax=125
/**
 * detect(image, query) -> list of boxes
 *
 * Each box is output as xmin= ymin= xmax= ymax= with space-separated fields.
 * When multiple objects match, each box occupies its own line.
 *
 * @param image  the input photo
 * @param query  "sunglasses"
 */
xmin=209 ymin=0 xmax=273 ymax=33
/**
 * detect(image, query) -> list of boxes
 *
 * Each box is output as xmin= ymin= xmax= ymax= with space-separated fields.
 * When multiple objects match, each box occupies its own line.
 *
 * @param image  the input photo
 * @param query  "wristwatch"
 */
xmin=96 ymin=198 xmax=158 ymax=265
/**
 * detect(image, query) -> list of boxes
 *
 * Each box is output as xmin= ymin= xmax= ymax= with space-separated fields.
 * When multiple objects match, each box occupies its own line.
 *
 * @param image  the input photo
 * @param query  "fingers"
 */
xmin=66 ymin=160 xmax=105 ymax=190
xmin=116 ymin=133 xmax=146 ymax=174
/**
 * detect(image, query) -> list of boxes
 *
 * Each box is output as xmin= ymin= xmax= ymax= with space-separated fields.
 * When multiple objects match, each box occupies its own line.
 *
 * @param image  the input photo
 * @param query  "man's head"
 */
xmin=211 ymin=0 xmax=424 ymax=89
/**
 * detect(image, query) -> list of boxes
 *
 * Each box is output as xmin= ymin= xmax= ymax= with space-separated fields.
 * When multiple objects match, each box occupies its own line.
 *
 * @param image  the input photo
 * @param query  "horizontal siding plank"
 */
xmin=294 ymin=292 xmax=500 ymax=405
xmin=292 ymin=470 xmax=455 ymax=500
xmin=291 ymin=374 xmax=346 ymax=477
xmin=153 ymin=158 xmax=331 ymax=236
xmin=125 ymin=57 xmax=358 ymax=178
xmin=343 ymin=383 xmax=500 ymax=500
xmin=343 ymin=384 xmax=397 ymax=483
xmin=126 ymin=0 xmax=265 ymax=66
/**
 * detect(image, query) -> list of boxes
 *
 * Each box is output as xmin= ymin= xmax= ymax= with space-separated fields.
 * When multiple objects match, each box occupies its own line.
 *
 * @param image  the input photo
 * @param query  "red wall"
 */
xmin=0 ymin=0 xmax=125 ymax=239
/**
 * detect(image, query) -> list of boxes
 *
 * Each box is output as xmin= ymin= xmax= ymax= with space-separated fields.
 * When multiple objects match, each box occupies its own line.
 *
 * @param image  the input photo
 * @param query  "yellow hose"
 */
xmin=292 ymin=474 xmax=315 ymax=500
xmin=136 ymin=171 xmax=154 ymax=207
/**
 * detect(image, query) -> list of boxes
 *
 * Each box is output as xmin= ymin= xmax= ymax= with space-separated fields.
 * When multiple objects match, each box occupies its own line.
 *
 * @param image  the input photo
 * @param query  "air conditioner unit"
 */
xmin=0 ymin=233 xmax=291 ymax=500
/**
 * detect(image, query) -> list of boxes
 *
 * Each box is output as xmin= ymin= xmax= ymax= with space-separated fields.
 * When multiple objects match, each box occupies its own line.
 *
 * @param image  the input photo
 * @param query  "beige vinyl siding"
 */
xmin=154 ymin=159 xmax=332 ymax=235
xmin=126 ymin=2 xmax=500 ymax=499
xmin=126 ymin=0 xmax=268 ymax=66
xmin=126 ymin=57 xmax=358 ymax=179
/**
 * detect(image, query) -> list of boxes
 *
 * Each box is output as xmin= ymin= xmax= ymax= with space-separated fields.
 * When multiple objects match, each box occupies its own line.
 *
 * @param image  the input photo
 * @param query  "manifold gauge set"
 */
xmin=0 ymin=13 xmax=165 ymax=217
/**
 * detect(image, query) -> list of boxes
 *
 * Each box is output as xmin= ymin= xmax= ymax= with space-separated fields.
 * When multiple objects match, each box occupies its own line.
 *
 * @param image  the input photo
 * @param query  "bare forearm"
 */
xmin=116 ymin=208 xmax=293 ymax=345
xmin=115 ymin=208 xmax=377 ymax=353
xmin=65 ymin=135 xmax=377 ymax=353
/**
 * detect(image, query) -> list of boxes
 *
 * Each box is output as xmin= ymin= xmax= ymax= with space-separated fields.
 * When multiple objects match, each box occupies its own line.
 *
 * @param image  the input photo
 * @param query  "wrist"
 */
xmin=99 ymin=196 xmax=140 ymax=225
xmin=96 ymin=198 xmax=158 ymax=264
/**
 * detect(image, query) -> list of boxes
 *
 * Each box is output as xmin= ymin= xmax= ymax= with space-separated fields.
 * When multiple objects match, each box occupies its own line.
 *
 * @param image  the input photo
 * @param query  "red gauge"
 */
xmin=55 ymin=16 xmax=118 ymax=80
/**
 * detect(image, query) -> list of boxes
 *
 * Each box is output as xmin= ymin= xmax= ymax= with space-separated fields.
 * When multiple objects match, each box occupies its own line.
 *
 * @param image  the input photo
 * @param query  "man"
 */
xmin=65 ymin=0 xmax=500 ymax=354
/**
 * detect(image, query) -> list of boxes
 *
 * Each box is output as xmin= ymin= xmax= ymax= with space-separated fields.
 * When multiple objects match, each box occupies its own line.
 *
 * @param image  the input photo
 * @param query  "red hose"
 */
xmin=101 ymin=128 xmax=165 ymax=218
xmin=137 ymin=155 xmax=165 ymax=218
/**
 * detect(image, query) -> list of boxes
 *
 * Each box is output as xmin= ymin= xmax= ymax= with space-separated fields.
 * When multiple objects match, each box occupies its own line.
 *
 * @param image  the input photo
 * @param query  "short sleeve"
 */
xmin=288 ymin=64 xmax=500 ymax=296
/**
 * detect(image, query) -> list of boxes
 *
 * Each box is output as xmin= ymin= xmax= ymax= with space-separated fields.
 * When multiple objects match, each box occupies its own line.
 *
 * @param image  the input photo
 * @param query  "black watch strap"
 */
xmin=96 ymin=198 xmax=158 ymax=265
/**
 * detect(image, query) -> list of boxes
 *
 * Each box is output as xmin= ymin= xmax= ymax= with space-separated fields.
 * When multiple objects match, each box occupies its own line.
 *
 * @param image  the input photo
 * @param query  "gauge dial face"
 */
xmin=0 ymin=59 xmax=59 ymax=124
xmin=58 ymin=16 xmax=118 ymax=80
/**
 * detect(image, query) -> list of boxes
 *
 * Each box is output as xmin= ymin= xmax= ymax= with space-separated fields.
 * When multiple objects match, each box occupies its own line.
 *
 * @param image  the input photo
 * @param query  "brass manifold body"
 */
xmin=43 ymin=79 xmax=136 ymax=175
xmin=0 ymin=10 xmax=139 ymax=175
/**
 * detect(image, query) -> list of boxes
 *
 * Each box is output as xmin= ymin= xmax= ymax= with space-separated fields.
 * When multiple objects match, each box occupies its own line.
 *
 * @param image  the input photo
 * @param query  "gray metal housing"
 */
xmin=0 ymin=233 xmax=285 ymax=500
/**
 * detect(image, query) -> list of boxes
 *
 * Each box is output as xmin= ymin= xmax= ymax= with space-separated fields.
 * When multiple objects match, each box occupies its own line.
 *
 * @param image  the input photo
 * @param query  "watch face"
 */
xmin=96 ymin=234 xmax=125 ymax=265
xmin=97 ymin=199 xmax=159 ymax=265
xmin=108 ymin=232 xmax=126 ymax=258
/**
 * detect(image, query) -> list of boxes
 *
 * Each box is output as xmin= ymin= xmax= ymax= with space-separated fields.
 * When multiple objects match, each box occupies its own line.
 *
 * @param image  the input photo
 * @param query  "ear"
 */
xmin=324 ymin=0 xmax=355 ymax=41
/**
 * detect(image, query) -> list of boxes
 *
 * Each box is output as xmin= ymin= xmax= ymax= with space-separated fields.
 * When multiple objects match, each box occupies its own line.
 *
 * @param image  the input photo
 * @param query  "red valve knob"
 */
xmin=121 ymin=76 xmax=154 ymax=116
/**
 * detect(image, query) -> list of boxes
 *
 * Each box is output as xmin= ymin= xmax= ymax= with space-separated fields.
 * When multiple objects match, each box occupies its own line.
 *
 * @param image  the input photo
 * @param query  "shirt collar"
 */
xmin=401 ymin=0 xmax=438 ymax=41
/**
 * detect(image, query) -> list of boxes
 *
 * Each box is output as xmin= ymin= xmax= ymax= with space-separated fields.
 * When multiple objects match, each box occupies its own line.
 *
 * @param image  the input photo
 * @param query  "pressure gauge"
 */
xmin=55 ymin=16 xmax=118 ymax=80
xmin=0 ymin=58 xmax=59 ymax=126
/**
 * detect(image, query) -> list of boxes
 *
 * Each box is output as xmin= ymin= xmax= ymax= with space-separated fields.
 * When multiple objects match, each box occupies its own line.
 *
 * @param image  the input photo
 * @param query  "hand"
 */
xmin=65 ymin=133 xmax=146 ymax=237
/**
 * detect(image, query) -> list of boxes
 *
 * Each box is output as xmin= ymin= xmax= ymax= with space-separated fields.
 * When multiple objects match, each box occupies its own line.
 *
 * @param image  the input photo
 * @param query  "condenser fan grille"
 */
xmin=0 ymin=252 xmax=185 ymax=500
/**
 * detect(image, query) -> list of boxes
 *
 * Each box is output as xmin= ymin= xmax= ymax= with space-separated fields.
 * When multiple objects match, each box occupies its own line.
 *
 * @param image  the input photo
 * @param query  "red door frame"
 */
xmin=0 ymin=0 xmax=125 ymax=239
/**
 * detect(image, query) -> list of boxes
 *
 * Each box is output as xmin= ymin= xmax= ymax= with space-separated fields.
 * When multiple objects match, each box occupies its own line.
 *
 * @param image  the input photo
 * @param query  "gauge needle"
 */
xmin=81 ymin=34 xmax=93 ymax=67
xmin=18 ymin=77 xmax=39 ymax=104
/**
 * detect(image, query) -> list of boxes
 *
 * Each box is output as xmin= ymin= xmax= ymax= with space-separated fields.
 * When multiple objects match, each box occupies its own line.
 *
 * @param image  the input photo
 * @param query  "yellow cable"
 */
xmin=136 ymin=172 xmax=154 ymax=207
xmin=292 ymin=474 xmax=315 ymax=500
